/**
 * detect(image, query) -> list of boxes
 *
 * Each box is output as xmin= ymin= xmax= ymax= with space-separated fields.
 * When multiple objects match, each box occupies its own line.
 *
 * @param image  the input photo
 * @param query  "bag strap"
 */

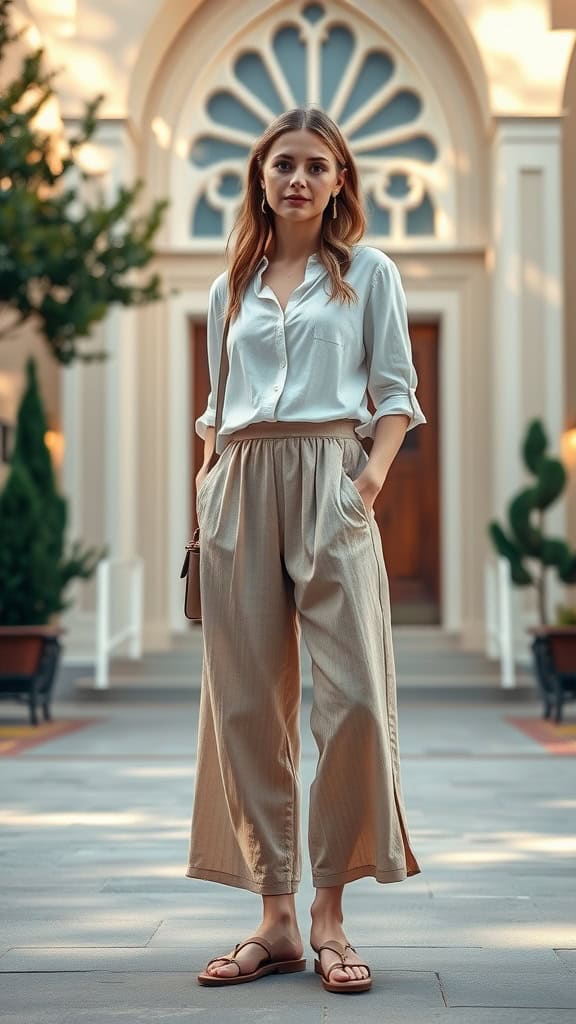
xmin=207 ymin=307 xmax=231 ymax=470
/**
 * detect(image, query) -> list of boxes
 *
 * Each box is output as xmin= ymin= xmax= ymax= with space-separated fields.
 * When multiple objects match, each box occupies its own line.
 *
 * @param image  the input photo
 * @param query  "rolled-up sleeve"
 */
xmin=356 ymin=259 xmax=427 ymax=439
xmin=194 ymin=276 xmax=226 ymax=440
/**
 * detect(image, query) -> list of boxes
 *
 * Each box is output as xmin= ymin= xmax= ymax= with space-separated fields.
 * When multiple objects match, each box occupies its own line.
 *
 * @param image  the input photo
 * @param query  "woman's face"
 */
xmin=259 ymin=128 xmax=346 ymax=224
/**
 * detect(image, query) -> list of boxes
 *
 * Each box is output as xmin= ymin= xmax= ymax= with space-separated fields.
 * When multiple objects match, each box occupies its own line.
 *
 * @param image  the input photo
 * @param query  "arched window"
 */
xmin=175 ymin=1 xmax=454 ymax=248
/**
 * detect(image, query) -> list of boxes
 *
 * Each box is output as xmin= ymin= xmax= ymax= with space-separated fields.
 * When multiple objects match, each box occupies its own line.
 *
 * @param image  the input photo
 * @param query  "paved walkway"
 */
xmin=1 ymin=642 xmax=575 ymax=1022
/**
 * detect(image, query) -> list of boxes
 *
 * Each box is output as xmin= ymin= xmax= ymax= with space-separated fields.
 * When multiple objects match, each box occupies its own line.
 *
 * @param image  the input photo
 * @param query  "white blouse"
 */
xmin=195 ymin=243 xmax=427 ymax=454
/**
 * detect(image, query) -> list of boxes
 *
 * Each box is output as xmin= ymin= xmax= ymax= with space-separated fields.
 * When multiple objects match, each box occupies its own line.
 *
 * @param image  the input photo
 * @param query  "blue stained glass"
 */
xmin=366 ymin=193 xmax=390 ymax=235
xmin=219 ymin=174 xmax=243 ymax=197
xmin=387 ymin=173 xmax=410 ymax=198
xmin=407 ymin=194 xmax=434 ymax=235
xmin=234 ymin=52 xmax=284 ymax=114
xmin=321 ymin=26 xmax=355 ymax=110
xmin=189 ymin=137 xmax=250 ymax=168
xmin=302 ymin=3 xmax=325 ymax=24
xmin=339 ymin=51 xmax=395 ymax=124
xmin=272 ymin=27 xmax=306 ymax=106
xmin=207 ymin=92 xmax=265 ymax=135
xmin=192 ymin=195 xmax=223 ymax=237
xmin=350 ymin=90 xmax=421 ymax=139
xmin=361 ymin=136 xmax=437 ymax=163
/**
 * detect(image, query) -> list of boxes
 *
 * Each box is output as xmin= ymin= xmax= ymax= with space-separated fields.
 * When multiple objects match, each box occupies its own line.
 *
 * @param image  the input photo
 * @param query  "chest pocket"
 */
xmin=313 ymin=326 xmax=343 ymax=346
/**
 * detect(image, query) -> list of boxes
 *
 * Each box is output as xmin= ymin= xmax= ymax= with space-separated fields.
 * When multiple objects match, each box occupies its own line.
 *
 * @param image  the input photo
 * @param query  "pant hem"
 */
xmin=312 ymin=863 xmax=419 ymax=886
xmin=185 ymin=865 xmax=300 ymax=895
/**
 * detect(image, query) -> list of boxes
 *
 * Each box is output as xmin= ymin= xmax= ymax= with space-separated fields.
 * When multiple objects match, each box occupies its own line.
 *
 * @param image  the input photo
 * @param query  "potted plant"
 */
xmin=0 ymin=358 xmax=105 ymax=723
xmin=488 ymin=419 xmax=576 ymax=721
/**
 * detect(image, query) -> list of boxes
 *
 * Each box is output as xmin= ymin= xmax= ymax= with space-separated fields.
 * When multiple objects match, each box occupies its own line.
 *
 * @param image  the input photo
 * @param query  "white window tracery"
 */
xmin=171 ymin=1 xmax=455 ymax=249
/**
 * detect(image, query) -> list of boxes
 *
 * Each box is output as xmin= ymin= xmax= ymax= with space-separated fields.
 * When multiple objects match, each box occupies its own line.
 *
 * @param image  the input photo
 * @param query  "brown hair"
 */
xmin=223 ymin=106 xmax=367 ymax=324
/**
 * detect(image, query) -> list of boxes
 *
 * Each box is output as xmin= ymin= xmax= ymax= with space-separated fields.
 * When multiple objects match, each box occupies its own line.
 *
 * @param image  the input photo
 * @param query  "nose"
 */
xmin=289 ymin=167 xmax=307 ymax=187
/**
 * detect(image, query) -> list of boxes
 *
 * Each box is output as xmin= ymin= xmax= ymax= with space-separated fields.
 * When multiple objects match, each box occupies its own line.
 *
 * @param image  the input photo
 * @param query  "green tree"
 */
xmin=488 ymin=418 xmax=576 ymax=625
xmin=0 ymin=357 xmax=103 ymax=625
xmin=0 ymin=0 xmax=168 ymax=364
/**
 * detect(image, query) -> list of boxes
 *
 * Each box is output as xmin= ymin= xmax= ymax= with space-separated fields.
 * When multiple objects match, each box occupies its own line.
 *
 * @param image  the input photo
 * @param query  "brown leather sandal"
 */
xmin=197 ymin=934 xmax=307 ymax=986
xmin=312 ymin=938 xmax=372 ymax=993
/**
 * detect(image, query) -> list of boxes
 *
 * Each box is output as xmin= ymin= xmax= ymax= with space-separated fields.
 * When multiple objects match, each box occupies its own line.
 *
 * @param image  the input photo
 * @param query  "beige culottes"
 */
xmin=185 ymin=419 xmax=422 ymax=895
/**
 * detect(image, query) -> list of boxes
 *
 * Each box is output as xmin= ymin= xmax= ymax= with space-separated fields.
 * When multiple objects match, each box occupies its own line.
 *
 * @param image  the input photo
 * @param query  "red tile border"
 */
xmin=0 ymin=718 xmax=105 ymax=756
xmin=504 ymin=716 xmax=576 ymax=755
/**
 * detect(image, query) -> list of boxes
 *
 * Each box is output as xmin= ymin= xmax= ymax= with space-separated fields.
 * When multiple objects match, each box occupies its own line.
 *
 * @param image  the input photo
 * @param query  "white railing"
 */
xmin=485 ymin=556 xmax=534 ymax=688
xmin=95 ymin=557 xmax=144 ymax=689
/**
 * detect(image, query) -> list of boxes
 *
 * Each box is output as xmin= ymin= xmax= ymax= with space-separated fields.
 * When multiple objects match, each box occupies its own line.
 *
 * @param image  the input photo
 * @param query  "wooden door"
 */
xmin=190 ymin=318 xmax=440 ymax=623
xmin=366 ymin=322 xmax=440 ymax=624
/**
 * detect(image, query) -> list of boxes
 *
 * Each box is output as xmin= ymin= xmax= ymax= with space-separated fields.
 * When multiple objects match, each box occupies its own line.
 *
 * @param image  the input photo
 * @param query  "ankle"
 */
xmin=310 ymin=905 xmax=344 ymax=927
xmin=261 ymin=896 xmax=299 ymax=931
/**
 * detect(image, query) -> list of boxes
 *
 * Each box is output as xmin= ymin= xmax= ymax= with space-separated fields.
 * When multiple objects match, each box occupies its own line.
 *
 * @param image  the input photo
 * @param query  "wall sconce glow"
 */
xmin=75 ymin=143 xmax=111 ymax=178
xmin=44 ymin=430 xmax=65 ymax=467
xmin=561 ymin=423 xmax=576 ymax=471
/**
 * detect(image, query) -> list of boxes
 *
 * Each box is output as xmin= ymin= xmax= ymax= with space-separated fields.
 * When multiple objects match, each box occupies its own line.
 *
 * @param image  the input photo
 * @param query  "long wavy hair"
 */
xmin=223 ymin=106 xmax=367 ymax=324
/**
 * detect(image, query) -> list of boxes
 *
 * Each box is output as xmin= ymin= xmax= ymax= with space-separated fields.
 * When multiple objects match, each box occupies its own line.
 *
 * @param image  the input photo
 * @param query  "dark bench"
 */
xmin=528 ymin=626 xmax=576 ymax=723
xmin=0 ymin=627 xmax=65 ymax=725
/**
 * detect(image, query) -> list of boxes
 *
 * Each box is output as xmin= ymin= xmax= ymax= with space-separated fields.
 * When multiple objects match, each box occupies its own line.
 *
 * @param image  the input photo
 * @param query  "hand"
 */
xmin=352 ymin=466 xmax=384 ymax=512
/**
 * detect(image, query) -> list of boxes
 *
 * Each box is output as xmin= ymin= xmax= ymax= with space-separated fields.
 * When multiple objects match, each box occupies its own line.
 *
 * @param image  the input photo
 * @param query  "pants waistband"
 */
xmin=224 ymin=419 xmax=361 ymax=444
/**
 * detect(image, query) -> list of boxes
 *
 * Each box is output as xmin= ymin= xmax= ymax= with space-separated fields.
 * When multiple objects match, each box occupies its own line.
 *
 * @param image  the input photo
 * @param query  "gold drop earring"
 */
xmin=332 ymin=193 xmax=338 ymax=219
xmin=261 ymin=189 xmax=267 ymax=213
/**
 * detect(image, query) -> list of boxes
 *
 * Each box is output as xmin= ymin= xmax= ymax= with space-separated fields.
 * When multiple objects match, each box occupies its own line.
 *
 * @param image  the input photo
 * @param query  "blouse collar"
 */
xmin=254 ymin=251 xmax=321 ymax=294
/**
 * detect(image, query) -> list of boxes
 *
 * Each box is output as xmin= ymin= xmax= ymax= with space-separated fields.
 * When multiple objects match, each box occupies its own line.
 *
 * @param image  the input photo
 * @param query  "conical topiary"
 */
xmin=488 ymin=418 xmax=576 ymax=624
xmin=0 ymin=357 xmax=105 ymax=625
xmin=0 ymin=460 xmax=55 ymax=624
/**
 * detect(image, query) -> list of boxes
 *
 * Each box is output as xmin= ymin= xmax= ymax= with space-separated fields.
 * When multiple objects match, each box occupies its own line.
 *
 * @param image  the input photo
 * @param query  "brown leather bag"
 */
xmin=180 ymin=310 xmax=231 ymax=622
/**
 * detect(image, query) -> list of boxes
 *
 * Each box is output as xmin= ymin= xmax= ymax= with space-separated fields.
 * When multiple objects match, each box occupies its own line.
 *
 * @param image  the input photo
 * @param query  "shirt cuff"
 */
xmin=194 ymin=409 xmax=215 ymax=439
xmin=355 ymin=389 xmax=427 ymax=440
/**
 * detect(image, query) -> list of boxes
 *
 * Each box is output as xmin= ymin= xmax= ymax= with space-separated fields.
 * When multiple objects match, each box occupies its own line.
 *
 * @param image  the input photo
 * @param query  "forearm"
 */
xmin=366 ymin=413 xmax=410 ymax=487
xmin=354 ymin=413 xmax=409 ymax=508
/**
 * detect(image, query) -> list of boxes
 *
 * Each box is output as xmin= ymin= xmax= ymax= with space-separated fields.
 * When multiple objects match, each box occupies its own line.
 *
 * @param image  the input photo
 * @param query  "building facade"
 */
xmin=1 ymin=0 xmax=576 ymax=660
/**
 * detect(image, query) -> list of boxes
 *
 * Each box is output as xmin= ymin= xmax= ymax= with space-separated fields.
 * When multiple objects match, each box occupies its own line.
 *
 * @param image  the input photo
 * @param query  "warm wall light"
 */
xmin=44 ymin=430 xmax=65 ymax=467
xmin=561 ymin=419 xmax=576 ymax=472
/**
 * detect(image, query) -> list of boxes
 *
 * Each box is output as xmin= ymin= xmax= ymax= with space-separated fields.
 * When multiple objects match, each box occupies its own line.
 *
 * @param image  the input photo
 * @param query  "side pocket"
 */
xmin=339 ymin=438 xmax=372 ymax=523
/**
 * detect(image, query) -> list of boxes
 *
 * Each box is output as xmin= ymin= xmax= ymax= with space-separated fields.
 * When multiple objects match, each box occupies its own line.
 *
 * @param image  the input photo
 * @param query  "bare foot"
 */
xmin=310 ymin=919 xmax=370 ymax=983
xmin=204 ymin=920 xmax=303 ymax=978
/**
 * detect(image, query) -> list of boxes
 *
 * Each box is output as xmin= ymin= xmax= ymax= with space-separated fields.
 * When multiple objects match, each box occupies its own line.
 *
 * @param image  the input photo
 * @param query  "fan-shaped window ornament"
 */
xmin=179 ymin=1 xmax=454 ymax=248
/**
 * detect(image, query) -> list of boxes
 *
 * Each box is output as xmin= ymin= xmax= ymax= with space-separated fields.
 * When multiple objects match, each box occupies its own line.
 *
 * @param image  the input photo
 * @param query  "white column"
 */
xmin=61 ymin=121 xmax=138 ymax=660
xmin=490 ymin=118 xmax=565 ymax=627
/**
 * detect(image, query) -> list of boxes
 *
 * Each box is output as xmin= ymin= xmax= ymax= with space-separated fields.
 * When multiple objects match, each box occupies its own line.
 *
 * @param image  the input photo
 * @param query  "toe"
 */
xmin=207 ymin=959 xmax=235 ymax=976
xmin=331 ymin=966 xmax=351 ymax=982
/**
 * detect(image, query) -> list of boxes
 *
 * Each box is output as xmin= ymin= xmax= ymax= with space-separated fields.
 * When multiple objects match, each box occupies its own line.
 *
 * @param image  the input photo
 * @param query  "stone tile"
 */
xmin=354 ymin=946 xmax=576 ymax=1009
xmin=0 ymin=1011 xmax=318 ymax=1024
xmin=0 ymin=969 xmax=439 ymax=1013
xmin=1 ymin=917 xmax=162 ymax=948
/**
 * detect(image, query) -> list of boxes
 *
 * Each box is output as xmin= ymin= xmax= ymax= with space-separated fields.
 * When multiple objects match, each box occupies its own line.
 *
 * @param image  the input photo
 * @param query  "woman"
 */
xmin=187 ymin=105 xmax=426 ymax=994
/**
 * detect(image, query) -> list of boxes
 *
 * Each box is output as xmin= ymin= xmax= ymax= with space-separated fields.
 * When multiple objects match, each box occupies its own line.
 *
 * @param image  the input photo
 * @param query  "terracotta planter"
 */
xmin=0 ymin=626 xmax=66 ymax=726
xmin=527 ymin=626 xmax=576 ymax=723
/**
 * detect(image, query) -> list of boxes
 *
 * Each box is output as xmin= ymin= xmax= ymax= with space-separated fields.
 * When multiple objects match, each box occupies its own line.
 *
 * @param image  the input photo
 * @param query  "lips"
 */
xmin=284 ymin=196 xmax=309 ymax=201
